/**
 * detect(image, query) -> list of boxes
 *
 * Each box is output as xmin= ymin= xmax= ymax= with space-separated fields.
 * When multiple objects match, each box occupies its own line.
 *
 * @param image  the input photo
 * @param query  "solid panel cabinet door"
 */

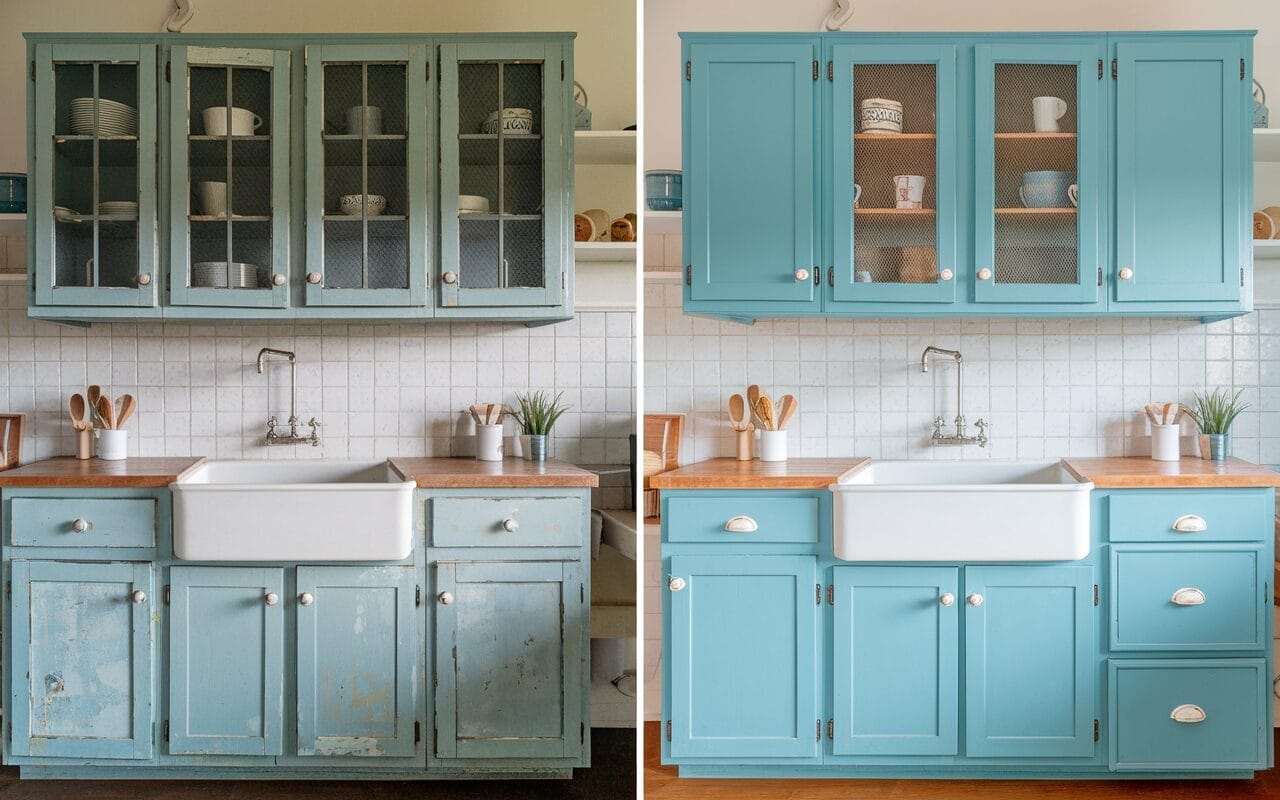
xmin=434 ymin=560 xmax=585 ymax=761
xmin=9 ymin=560 xmax=153 ymax=759
xmin=31 ymin=43 xmax=158 ymax=307
xmin=832 ymin=566 xmax=959 ymax=755
xmin=964 ymin=565 xmax=1095 ymax=757
xmin=168 ymin=566 xmax=284 ymax=756
xmin=684 ymin=42 xmax=819 ymax=309
xmin=667 ymin=554 xmax=820 ymax=759
xmin=1113 ymin=38 xmax=1247 ymax=304
xmin=168 ymin=46 xmax=291 ymax=308
xmin=296 ymin=566 xmax=418 ymax=758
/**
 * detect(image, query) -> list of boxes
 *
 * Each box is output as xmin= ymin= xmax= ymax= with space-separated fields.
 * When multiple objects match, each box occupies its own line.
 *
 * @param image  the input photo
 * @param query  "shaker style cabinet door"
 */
xmin=304 ymin=43 xmax=430 ymax=307
xmin=684 ymin=42 xmax=820 ymax=309
xmin=973 ymin=41 xmax=1104 ymax=305
xmin=30 ymin=43 xmax=158 ymax=307
xmin=666 ymin=554 xmax=820 ymax=759
xmin=1113 ymin=39 xmax=1247 ymax=305
xmin=828 ymin=42 xmax=958 ymax=304
xmin=168 ymin=566 xmax=284 ymax=757
xmin=167 ymin=46 xmax=291 ymax=308
xmin=9 ymin=560 xmax=154 ymax=760
xmin=438 ymin=41 xmax=568 ymax=309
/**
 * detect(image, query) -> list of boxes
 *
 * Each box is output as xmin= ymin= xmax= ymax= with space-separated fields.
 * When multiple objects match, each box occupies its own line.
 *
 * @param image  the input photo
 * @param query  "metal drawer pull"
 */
xmin=1171 ymin=704 xmax=1206 ymax=724
xmin=966 ymin=592 xmax=983 ymax=607
xmin=668 ymin=577 xmax=686 ymax=592
xmin=1171 ymin=514 xmax=1207 ymax=533
xmin=298 ymin=592 xmax=314 ymax=606
xmin=1171 ymin=587 xmax=1206 ymax=606
xmin=265 ymin=592 xmax=279 ymax=606
xmin=70 ymin=518 xmax=92 ymax=533
xmin=939 ymin=593 xmax=955 ymax=606
xmin=723 ymin=515 xmax=759 ymax=533
xmin=502 ymin=518 xmax=519 ymax=532
xmin=131 ymin=590 xmax=147 ymax=605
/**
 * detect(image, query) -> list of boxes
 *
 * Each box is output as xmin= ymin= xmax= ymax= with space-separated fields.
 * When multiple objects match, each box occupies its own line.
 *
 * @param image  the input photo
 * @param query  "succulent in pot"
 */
xmin=1186 ymin=388 xmax=1248 ymax=462
xmin=512 ymin=390 xmax=570 ymax=463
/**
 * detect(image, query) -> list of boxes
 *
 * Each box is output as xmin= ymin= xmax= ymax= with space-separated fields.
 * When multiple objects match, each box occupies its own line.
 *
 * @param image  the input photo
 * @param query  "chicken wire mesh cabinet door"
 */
xmin=31 ymin=43 xmax=158 ymax=308
xmin=167 ymin=46 xmax=291 ymax=309
xmin=304 ymin=43 xmax=430 ymax=308
xmin=9 ymin=560 xmax=154 ymax=760
xmin=973 ymin=41 xmax=1104 ymax=306
xmin=439 ymin=41 xmax=568 ymax=310
xmin=829 ymin=43 xmax=958 ymax=305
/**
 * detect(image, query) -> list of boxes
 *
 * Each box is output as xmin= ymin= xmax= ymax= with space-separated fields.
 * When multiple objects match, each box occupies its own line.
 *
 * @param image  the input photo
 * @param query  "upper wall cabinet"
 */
xmin=680 ymin=31 xmax=1255 ymax=322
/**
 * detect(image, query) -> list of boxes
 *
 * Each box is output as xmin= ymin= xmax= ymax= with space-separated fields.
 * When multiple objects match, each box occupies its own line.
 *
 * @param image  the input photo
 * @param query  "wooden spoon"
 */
xmin=755 ymin=394 xmax=776 ymax=431
xmin=69 ymin=393 xmax=89 ymax=431
xmin=96 ymin=395 xmax=115 ymax=430
xmin=777 ymin=394 xmax=798 ymax=430
xmin=468 ymin=404 xmax=484 ymax=425
xmin=116 ymin=394 xmax=137 ymax=428
xmin=728 ymin=394 xmax=745 ymax=429
xmin=747 ymin=384 xmax=763 ymax=426
xmin=87 ymin=385 xmax=102 ymax=426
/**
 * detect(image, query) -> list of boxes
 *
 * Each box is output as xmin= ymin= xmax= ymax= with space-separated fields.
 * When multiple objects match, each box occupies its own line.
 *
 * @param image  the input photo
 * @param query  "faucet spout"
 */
xmin=256 ymin=347 xmax=295 ymax=374
xmin=921 ymin=345 xmax=986 ymax=447
xmin=256 ymin=348 xmax=317 ymax=446
xmin=920 ymin=346 xmax=962 ymax=374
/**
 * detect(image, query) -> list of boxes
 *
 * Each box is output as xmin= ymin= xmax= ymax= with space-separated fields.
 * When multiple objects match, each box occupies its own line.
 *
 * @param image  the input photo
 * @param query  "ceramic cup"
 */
xmin=95 ymin=429 xmax=127 ymax=461
xmin=859 ymin=98 xmax=903 ymax=134
xmin=346 ymin=105 xmax=383 ymax=136
xmin=202 ymin=106 xmax=262 ymax=136
xmin=892 ymin=175 xmax=926 ymax=209
xmin=1151 ymin=423 xmax=1180 ymax=462
xmin=195 ymin=181 xmax=227 ymax=217
xmin=475 ymin=424 xmax=504 ymax=462
xmin=1032 ymin=96 xmax=1068 ymax=132
xmin=759 ymin=429 xmax=787 ymax=462
xmin=1019 ymin=170 xmax=1076 ymax=208
xmin=852 ymin=183 xmax=862 ymax=209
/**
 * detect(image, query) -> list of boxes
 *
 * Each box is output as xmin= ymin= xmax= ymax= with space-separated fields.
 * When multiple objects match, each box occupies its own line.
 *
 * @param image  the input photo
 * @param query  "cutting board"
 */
xmin=643 ymin=414 xmax=683 ymax=520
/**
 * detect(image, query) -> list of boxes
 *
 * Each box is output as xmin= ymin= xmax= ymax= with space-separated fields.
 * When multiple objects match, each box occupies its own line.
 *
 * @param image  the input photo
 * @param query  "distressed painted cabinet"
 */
xmin=680 ymin=31 xmax=1254 ymax=322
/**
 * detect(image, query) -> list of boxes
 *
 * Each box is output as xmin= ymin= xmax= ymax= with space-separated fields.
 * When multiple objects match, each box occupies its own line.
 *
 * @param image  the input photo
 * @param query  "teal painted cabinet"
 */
xmin=666 ymin=554 xmax=820 ymax=759
xmin=9 ymin=560 xmax=154 ymax=760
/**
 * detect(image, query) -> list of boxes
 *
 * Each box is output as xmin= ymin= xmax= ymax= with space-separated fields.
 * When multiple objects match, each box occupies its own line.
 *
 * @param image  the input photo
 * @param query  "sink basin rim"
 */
xmin=833 ymin=459 xmax=1092 ymax=491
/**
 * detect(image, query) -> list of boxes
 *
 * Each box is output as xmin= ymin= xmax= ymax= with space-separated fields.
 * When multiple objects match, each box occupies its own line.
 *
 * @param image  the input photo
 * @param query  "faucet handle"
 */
xmin=932 ymin=416 xmax=944 ymax=437
xmin=975 ymin=419 xmax=989 ymax=447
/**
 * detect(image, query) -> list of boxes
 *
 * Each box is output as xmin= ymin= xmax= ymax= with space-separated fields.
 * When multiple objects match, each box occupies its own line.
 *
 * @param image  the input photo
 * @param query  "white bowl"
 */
xmin=481 ymin=107 xmax=533 ymax=135
xmin=458 ymin=194 xmax=491 ymax=214
xmin=339 ymin=194 xmax=387 ymax=216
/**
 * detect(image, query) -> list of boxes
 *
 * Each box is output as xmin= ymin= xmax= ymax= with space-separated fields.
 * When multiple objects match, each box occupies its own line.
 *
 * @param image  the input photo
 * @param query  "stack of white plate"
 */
xmin=191 ymin=261 xmax=264 ymax=289
xmin=53 ymin=205 xmax=80 ymax=219
xmin=98 ymin=201 xmax=138 ymax=217
xmin=70 ymin=98 xmax=138 ymax=136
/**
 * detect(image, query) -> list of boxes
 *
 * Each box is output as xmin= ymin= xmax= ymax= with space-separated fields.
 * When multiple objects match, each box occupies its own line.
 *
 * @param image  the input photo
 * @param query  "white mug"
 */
xmin=1032 ymin=96 xmax=1068 ymax=132
xmin=475 ymin=424 xmax=503 ymax=462
xmin=195 ymin=181 xmax=227 ymax=217
xmin=202 ymin=106 xmax=262 ymax=137
xmin=852 ymin=183 xmax=862 ymax=209
xmin=95 ymin=429 xmax=127 ymax=461
xmin=1067 ymin=183 xmax=1079 ymax=208
xmin=346 ymin=105 xmax=383 ymax=136
xmin=892 ymin=175 xmax=926 ymax=209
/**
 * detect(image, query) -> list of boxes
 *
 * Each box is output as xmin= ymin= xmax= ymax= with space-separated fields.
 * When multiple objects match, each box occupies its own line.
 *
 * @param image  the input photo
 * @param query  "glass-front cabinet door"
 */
xmin=439 ymin=42 xmax=566 ymax=309
xmin=169 ymin=46 xmax=290 ymax=308
xmin=974 ymin=43 xmax=1103 ymax=305
xmin=829 ymin=43 xmax=957 ymax=304
xmin=304 ymin=44 xmax=429 ymax=307
xmin=32 ymin=43 xmax=157 ymax=307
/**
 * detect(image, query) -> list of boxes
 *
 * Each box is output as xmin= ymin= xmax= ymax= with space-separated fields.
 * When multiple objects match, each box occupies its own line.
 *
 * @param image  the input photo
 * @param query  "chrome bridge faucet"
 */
xmin=920 ymin=346 xmax=987 ymax=447
xmin=256 ymin=348 xmax=320 ymax=447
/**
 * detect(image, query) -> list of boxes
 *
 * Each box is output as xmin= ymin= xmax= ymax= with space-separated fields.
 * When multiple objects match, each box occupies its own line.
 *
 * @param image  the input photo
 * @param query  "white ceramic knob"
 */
xmin=668 ymin=577 xmax=686 ymax=592
xmin=939 ymin=268 xmax=954 ymax=282
xmin=1119 ymin=267 xmax=1134 ymax=281
xmin=298 ymin=592 xmax=314 ymax=606
xmin=939 ymin=593 xmax=955 ymax=606
xmin=265 ymin=592 xmax=279 ymax=606
xmin=271 ymin=273 xmax=286 ymax=286
xmin=977 ymin=268 xmax=993 ymax=281
xmin=438 ymin=591 xmax=454 ymax=605
xmin=306 ymin=272 xmax=322 ymax=284
xmin=136 ymin=272 xmax=152 ymax=286
xmin=794 ymin=268 xmax=810 ymax=282
xmin=132 ymin=590 xmax=147 ymax=605
xmin=503 ymin=518 xmax=519 ymax=532
xmin=71 ymin=518 xmax=91 ymax=533
xmin=966 ymin=592 xmax=984 ymax=607
xmin=442 ymin=271 xmax=458 ymax=284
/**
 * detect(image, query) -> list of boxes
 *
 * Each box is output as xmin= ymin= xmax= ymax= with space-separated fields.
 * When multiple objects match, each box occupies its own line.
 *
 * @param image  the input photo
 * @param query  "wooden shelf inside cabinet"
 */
xmin=994 ymin=208 xmax=1077 ymax=216
xmin=575 ymin=130 xmax=636 ymax=165
xmin=994 ymin=132 xmax=1077 ymax=141
xmin=574 ymin=241 xmax=637 ymax=262
xmin=854 ymin=208 xmax=936 ymax=218
xmin=853 ymin=133 xmax=936 ymax=141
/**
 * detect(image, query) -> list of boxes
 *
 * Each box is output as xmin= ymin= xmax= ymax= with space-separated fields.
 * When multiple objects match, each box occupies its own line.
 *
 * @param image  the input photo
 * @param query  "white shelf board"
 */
xmin=574 ymin=131 xmax=636 ymax=166
xmin=574 ymin=241 xmax=637 ymax=262
xmin=644 ymin=210 xmax=682 ymax=235
xmin=1256 ymin=239 xmax=1280 ymax=259
xmin=1256 ymin=128 xmax=1280 ymax=163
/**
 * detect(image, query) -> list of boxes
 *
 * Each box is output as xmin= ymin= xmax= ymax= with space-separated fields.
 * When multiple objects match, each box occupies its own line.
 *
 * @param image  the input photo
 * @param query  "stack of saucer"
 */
xmin=98 ymin=201 xmax=138 ymax=217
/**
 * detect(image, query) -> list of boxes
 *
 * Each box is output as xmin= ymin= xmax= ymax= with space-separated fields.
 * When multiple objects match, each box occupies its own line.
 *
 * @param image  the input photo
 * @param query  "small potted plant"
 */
xmin=1186 ymin=388 xmax=1248 ymax=462
xmin=513 ymin=391 xmax=569 ymax=463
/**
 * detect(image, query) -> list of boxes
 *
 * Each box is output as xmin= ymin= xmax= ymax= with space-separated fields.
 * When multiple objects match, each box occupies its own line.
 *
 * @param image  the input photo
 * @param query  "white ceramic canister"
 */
xmin=96 ymin=429 xmax=128 ymax=461
xmin=859 ymin=98 xmax=903 ymax=134
xmin=476 ymin=424 xmax=504 ymax=462
xmin=759 ymin=429 xmax=788 ymax=462
xmin=1151 ymin=423 xmax=1181 ymax=462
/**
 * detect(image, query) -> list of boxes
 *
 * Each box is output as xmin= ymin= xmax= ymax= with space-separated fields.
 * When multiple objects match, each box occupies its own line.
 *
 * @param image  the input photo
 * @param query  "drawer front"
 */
xmin=1109 ymin=659 xmax=1267 ymax=770
xmin=664 ymin=493 xmax=821 ymax=544
xmin=430 ymin=496 xmax=583 ymax=548
xmin=1110 ymin=546 xmax=1265 ymax=651
xmin=1107 ymin=490 xmax=1270 ymax=542
xmin=10 ymin=497 xmax=157 ymax=548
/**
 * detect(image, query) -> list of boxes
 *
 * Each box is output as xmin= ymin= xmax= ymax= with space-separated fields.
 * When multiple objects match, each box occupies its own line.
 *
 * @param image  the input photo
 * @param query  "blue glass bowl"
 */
xmin=645 ymin=170 xmax=682 ymax=211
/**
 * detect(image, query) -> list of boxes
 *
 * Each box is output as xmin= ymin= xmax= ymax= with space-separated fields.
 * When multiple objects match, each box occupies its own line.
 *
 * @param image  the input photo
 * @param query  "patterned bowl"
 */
xmin=339 ymin=194 xmax=387 ymax=216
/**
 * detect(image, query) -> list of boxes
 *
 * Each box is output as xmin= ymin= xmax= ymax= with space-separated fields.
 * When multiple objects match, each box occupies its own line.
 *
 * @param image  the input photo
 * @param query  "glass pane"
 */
xmin=504 ymin=218 xmax=544 ymax=289
xmin=851 ymin=63 xmax=937 ymax=284
xmin=460 ymin=217 xmax=499 ymax=289
xmin=992 ymin=63 xmax=1079 ymax=285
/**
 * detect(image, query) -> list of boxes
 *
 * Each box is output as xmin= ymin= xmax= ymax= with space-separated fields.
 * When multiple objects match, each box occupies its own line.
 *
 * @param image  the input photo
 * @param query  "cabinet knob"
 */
xmin=438 ymin=591 xmax=454 ymax=605
xmin=1118 ymin=267 xmax=1134 ymax=281
xmin=793 ymin=268 xmax=810 ymax=282
xmin=271 ymin=273 xmax=286 ymax=287
xmin=966 ymin=592 xmax=983 ymax=607
xmin=502 ymin=518 xmax=519 ymax=532
xmin=977 ymin=268 xmax=993 ymax=281
xmin=298 ymin=591 xmax=314 ymax=606
xmin=939 ymin=268 xmax=954 ymax=282
xmin=668 ymin=577 xmax=686 ymax=592
xmin=1171 ymin=514 xmax=1207 ymax=533
xmin=136 ymin=272 xmax=152 ymax=286
xmin=132 ymin=590 xmax=147 ymax=605
xmin=1171 ymin=587 xmax=1206 ymax=606
xmin=306 ymin=272 xmax=322 ymax=285
xmin=265 ymin=592 xmax=279 ymax=606
xmin=723 ymin=515 xmax=759 ymax=533
xmin=1170 ymin=704 xmax=1207 ymax=724
xmin=939 ymin=592 xmax=955 ymax=606
xmin=70 ymin=518 xmax=92 ymax=534
xmin=442 ymin=271 xmax=458 ymax=285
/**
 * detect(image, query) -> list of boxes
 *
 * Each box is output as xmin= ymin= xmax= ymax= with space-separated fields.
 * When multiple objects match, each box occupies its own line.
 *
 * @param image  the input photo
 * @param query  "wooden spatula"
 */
xmin=116 ymin=394 xmax=137 ymax=428
xmin=755 ymin=394 xmax=776 ymax=431
xmin=747 ymin=384 xmax=763 ymax=426
xmin=728 ymin=394 xmax=745 ymax=431
xmin=96 ymin=395 xmax=115 ymax=430
xmin=777 ymin=394 xmax=798 ymax=430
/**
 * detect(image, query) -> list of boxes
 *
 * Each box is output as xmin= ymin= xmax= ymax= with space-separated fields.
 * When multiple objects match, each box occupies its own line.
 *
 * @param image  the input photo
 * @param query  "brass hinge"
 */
xmin=685 ymin=265 xmax=692 ymax=286
xmin=1093 ymin=719 xmax=1100 ymax=742
xmin=827 ymin=719 xmax=834 ymax=740
xmin=415 ymin=585 xmax=421 ymax=607
xmin=1111 ymin=58 xmax=1117 ymax=79
xmin=827 ymin=585 xmax=834 ymax=605
xmin=415 ymin=720 xmax=421 ymax=744
xmin=164 ymin=585 xmax=170 ymax=605
xmin=816 ymin=719 xmax=822 ymax=741
xmin=665 ymin=720 xmax=672 ymax=741
xmin=827 ymin=61 xmax=833 ymax=81
xmin=813 ymin=266 xmax=820 ymax=286
xmin=1097 ymin=267 xmax=1103 ymax=287
xmin=165 ymin=61 xmax=171 ymax=83
xmin=1097 ymin=59 xmax=1103 ymax=80
xmin=163 ymin=720 xmax=169 ymax=742
xmin=812 ymin=60 xmax=819 ymax=80
xmin=1241 ymin=58 xmax=1246 ymax=80
xmin=685 ymin=60 xmax=691 ymax=81
xmin=1093 ymin=584 xmax=1099 ymax=606
xmin=816 ymin=583 xmax=822 ymax=605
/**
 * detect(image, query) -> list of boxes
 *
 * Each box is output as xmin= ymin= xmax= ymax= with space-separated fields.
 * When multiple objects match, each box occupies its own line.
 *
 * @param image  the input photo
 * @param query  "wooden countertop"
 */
xmin=1062 ymin=457 xmax=1280 ymax=489
xmin=0 ymin=457 xmax=205 ymax=488
xmin=649 ymin=458 xmax=871 ymax=490
xmin=388 ymin=458 xmax=599 ymax=488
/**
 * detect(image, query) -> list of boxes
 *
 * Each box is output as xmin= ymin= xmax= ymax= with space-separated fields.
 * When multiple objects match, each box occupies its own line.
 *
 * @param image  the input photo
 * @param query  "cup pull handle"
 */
xmin=1171 ymin=587 xmax=1206 ymax=606
xmin=1172 ymin=514 xmax=1207 ymax=533
xmin=1171 ymin=704 xmax=1206 ymax=724
xmin=724 ymin=515 xmax=759 ymax=533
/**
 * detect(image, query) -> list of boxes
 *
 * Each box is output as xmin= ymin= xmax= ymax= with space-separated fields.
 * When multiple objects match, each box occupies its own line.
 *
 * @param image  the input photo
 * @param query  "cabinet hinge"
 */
xmin=561 ymin=60 xmax=565 ymax=81
xmin=426 ymin=61 xmax=430 ymax=82
xmin=812 ymin=60 xmax=819 ymax=80
xmin=163 ymin=584 xmax=170 ymax=605
xmin=827 ymin=584 xmax=834 ymax=605
xmin=816 ymin=583 xmax=822 ymax=605
xmin=817 ymin=719 xmax=822 ymax=741
xmin=165 ymin=61 xmax=171 ymax=83
xmin=1241 ymin=58 xmax=1246 ymax=80
xmin=580 ymin=722 xmax=585 ymax=744
xmin=5 ymin=581 xmax=9 ymax=599
xmin=415 ymin=585 xmax=421 ymax=607
xmin=1093 ymin=584 xmax=1099 ymax=606
xmin=685 ymin=265 xmax=692 ymax=286
xmin=665 ymin=720 xmax=672 ymax=741
xmin=413 ymin=720 xmax=420 ymax=744
xmin=163 ymin=720 xmax=169 ymax=743
xmin=828 ymin=267 xmax=834 ymax=287
xmin=813 ymin=266 xmax=820 ymax=286
xmin=685 ymin=60 xmax=691 ymax=81
xmin=1097 ymin=267 xmax=1103 ymax=287
xmin=562 ymin=271 xmax=567 ymax=291
xmin=30 ymin=60 xmax=35 ymax=82
xmin=1111 ymin=58 xmax=1117 ymax=79
xmin=1242 ymin=267 xmax=1246 ymax=287
xmin=1097 ymin=59 xmax=1103 ymax=80
xmin=827 ymin=719 xmax=834 ymax=740
xmin=580 ymin=583 xmax=585 ymax=604
xmin=1093 ymin=719 xmax=1100 ymax=742
xmin=827 ymin=61 xmax=833 ymax=81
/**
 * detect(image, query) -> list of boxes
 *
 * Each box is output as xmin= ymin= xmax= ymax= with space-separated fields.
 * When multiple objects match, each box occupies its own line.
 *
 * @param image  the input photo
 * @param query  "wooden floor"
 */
xmin=644 ymin=722 xmax=1280 ymax=799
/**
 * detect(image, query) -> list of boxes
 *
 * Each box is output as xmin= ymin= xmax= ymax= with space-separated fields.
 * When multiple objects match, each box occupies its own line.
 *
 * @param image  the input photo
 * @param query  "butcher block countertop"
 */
xmin=0 ymin=457 xmax=205 ymax=488
xmin=1062 ymin=457 xmax=1280 ymax=489
xmin=388 ymin=458 xmax=598 ymax=488
xmin=648 ymin=457 xmax=870 ymax=490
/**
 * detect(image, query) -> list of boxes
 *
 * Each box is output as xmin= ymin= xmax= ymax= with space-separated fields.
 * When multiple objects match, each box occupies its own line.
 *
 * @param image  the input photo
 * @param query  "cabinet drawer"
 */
xmin=1107 ymin=490 xmax=1270 ymax=542
xmin=1109 ymin=659 xmax=1267 ymax=770
xmin=9 ymin=497 xmax=157 ymax=548
xmin=664 ymin=493 xmax=821 ymax=544
xmin=1110 ymin=546 xmax=1265 ymax=651
xmin=429 ymin=496 xmax=583 ymax=547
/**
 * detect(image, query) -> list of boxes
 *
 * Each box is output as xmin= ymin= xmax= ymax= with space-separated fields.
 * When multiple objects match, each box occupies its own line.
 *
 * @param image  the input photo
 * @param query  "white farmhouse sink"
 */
xmin=831 ymin=461 xmax=1092 ymax=562
xmin=172 ymin=461 xmax=416 ymax=561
